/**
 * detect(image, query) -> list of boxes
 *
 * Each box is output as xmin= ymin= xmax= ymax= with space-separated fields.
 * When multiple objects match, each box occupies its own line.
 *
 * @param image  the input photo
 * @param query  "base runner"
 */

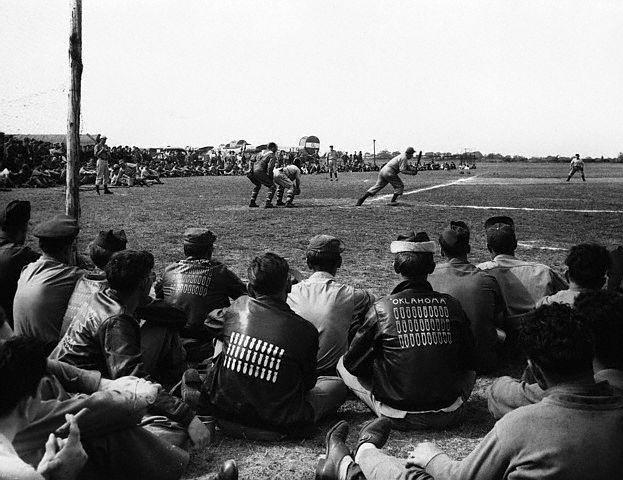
xmin=566 ymin=154 xmax=586 ymax=182
xmin=248 ymin=142 xmax=278 ymax=208
xmin=273 ymin=164 xmax=301 ymax=208
xmin=356 ymin=147 xmax=419 ymax=206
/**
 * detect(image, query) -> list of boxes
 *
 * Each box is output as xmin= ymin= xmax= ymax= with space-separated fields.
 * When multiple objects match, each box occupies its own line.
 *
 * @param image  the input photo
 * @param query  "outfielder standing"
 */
xmin=326 ymin=145 xmax=339 ymax=181
xmin=356 ymin=147 xmax=419 ymax=206
xmin=94 ymin=135 xmax=113 ymax=195
xmin=273 ymin=163 xmax=301 ymax=208
xmin=566 ymin=153 xmax=586 ymax=182
xmin=248 ymin=142 xmax=278 ymax=208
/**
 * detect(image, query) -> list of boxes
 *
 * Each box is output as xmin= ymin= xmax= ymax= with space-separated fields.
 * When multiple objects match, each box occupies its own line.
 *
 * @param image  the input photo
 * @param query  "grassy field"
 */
xmin=3 ymin=162 xmax=623 ymax=479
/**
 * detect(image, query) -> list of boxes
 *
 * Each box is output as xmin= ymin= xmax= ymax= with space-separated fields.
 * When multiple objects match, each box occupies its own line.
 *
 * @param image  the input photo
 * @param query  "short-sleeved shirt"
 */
xmin=571 ymin=158 xmax=584 ymax=168
xmin=0 ymin=232 xmax=40 ymax=327
xmin=477 ymin=254 xmax=567 ymax=325
xmin=287 ymin=271 xmax=374 ymax=373
xmin=382 ymin=153 xmax=409 ymax=175
xmin=14 ymin=255 xmax=83 ymax=345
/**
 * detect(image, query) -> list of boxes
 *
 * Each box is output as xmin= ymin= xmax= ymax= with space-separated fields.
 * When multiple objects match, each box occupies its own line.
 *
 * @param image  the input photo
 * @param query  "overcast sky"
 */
xmin=2 ymin=0 xmax=622 ymax=156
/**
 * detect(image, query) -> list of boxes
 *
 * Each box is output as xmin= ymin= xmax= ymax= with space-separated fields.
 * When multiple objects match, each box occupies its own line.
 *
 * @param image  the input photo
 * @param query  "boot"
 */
xmin=316 ymin=421 xmax=350 ymax=480
xmin=356 ymin=193 xmax=371 ymax=206
xmin=353 ymin=418 xmax=392 ymax=459
xmin=95 ymin=185 xmax=100 ymax=195
xmin=249 ymin=201 xmax=259 ymax=208
xmin=104 ymin=186 xmax=113 ymax=194
xmin=276 ymin=200 xmax=286 ymax=207
xmin=264 ymin=201 xmax=274 ymax=209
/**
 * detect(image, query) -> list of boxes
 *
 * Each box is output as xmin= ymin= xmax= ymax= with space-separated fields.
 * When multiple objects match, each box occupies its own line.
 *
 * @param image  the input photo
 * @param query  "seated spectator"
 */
xmin=14 ymin=215 xmax=83 ymax=346
xmin=538 ymin=243 xmax=610 ymax=307
xmin=60 ymin=230 xmax=127 ymax=337
xmin=199 ymin=252 xmax=348 ymax=435
xmin=607 ymin=245 xmax=623 ymax=292
xmin=406 ymin=303 xmax=623 ymax=480
xmin=0 ymin=200 xmax=40 ymax=329
xmin=0 ymin=336 xmax=88 ymax=480
xmin=155 ymin=228 xmax=247 ymax=361
xmin=51 ymin=250 xmax=187 ymax=388
xmin=428 ymin=221 xmax=506 ymax=373
xmin=487 ymin=291 xmax=623 ymax=419
xmin=337 ymin=232 xmax=476 ymax=430
xmin=477 ymin=216 xmax=567 ymax=330
xmin=287 ymin=235 xmax=375 ymax=375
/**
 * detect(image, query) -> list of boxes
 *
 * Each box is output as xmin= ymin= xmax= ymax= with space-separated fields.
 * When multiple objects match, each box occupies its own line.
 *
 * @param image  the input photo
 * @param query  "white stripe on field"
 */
xmin=517 ymin=242 xmax=567 ymax=251
xmin=369 ymin=175 xmax=478 ymax=202
xmin=416 ymin=202 xmax=623 ymax=214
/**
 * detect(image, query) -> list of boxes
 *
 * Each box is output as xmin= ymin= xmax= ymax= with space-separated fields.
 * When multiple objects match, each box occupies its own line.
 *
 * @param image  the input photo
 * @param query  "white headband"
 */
xmin=390 ymin=241 xmax=436 ymax=254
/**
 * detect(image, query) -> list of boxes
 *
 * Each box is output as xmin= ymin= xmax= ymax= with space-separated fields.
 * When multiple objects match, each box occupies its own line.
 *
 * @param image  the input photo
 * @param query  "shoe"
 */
xmin=264 ymin=202 xmax=274 ymax=209
xmin=181 ymin=369 xmax=202 ymax=409
xmin=216 ymin=459 xmax=238 ymax=480
xmin=249 ymin=201 xmax=259 ymax=208
xmin=316 ymin=421 xmax=350 ymax=480
xmin=276 ymin=201 xmax=286 ymax=206
xmin=285 ymin=202 xmax=294 ymax=208
xmin=353 ymin=418 xmax=392 ymax=458
xmin=104 ymin=188 xmax=113 ymax=194
xmin=355 ymin=198 xmax=365 ymax=206
xmin=95 ymin=186 xmax=100 ymax=195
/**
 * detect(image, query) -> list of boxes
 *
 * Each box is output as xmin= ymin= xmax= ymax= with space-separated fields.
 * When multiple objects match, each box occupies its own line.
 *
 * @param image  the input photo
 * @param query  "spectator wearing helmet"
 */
xmin=338 ymin=232 xmax=476 ymax=430
xmin=287 ymin=235 xmax=375 ymax=376
xmin=428 ymin=221 xmax=506 ymax=373
xmin=0 ymin=200 xmax=40 ymax=330
xmin=538 ymin=243 xmax=611 ymax=307
xmin=60 ymin=230 xmax=127 ymax=337
xmin=409 ymin=303 xmax=623 ymax=480
xmin=200 ymin=252 xmax=348 ymax=435
xmin=13 ymin=215 xmax=83 ymax=347
xmin=155 ymin=228 xmax=246 ymax=361
xmin=477 ymin=216 xmax=567 ymax=330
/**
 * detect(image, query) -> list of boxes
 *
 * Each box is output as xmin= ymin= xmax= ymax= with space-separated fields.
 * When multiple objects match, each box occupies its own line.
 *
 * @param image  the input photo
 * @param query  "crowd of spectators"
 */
xmin=1 ymin=196 xmax=622 ymax=479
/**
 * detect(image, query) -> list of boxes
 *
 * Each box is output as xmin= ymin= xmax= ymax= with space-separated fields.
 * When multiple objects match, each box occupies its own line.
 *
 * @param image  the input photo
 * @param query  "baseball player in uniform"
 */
xmin=273 ymin=163 xmax=301 ymax=208
xmin=248 ymin=142 xmax=278 ymax=208
xmin=327 ymin=145 xmax=339 ymax=181
xmin=94 ymin=135 xmax=113 ymax=195
xmin=566 ymin=154 xmax=586 ymax=182
xmin=356 ymin=147 xmax=419 ymax=206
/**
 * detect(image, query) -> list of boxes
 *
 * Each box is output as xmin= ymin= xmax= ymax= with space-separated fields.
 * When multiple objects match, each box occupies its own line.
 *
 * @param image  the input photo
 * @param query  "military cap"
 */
xmin=94 ymin=229 xmax=127 ymax=252
xmin=183 ymin=228 xmax=216 ymax=246
xmin=484 ymin=216 xmax=515 ymax=230
xmin=33 ymin=214 xmax=79 ymax=239
xmin=405 ymin=147 xmax=415 ymax=155
xmin=0 ymin=200 xmax=30 ymax=228
xmin=440 ymin=221 xmax=470 ymax=250
xmin=307 ymin=234 xmax=345 ymax=254
xmin=391 ymin=231 xmax=436 ymax=254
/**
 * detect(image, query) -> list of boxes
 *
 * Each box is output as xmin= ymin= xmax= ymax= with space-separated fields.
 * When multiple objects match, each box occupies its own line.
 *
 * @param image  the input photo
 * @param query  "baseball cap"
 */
xmin=183 ymin=228 xmax=216 ymax=246
xmin=307 ymin=234 xmax=345 ymax=254
xmin=0 ymin=200 xmax=30 ymax=228
xmin=94 ymin=230 xmax=127 ymax=252
xmin=484 ymin=216 xmax=515 ymax=230
xmin=33 ymin=214 xmax=79 ymax=239
xmin=440 ymin=221 xmax=470 ymax=251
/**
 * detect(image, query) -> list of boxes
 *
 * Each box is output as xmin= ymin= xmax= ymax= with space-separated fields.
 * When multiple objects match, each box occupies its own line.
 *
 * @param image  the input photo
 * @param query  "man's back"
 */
xmin=346 ymin=280 xmax=476 ymax=412
xmin=477 ymin=254 xmax=566 ymax=321
xmin=60 ymin=271 xmax=108 ymax=337
xmin=205 ymin=295 xmax=319 ymax=431
xmin=288 ymin=272 xmax=372 ymax=373
xmin=429 ymin=259 xmax=504 ymax=372
xmin=14 ymin=256 xmax=82 ymax=344
xmin=429 ymin=383 xmax=623 ymax=479
xmin=157 ymin=258 xmax=246 ymax=339
xmin=0 ymin=233 xmax=39 ymax=326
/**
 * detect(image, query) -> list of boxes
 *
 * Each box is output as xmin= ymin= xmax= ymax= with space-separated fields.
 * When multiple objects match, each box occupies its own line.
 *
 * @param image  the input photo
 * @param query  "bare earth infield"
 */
xmin=2 ymin=162 xmax=622 ymax=479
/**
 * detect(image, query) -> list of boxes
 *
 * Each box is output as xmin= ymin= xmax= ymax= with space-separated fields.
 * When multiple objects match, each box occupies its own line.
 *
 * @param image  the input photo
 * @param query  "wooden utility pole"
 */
xmin=66 ymin=0 xmax=82 ymax=220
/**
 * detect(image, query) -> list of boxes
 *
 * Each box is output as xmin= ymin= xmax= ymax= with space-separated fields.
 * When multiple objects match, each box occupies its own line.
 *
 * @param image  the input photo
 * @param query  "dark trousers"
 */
xmin=141 ymin=323 xmax=187 ymax=389
xmin=248 ymin=171 xmax=276 ymax=203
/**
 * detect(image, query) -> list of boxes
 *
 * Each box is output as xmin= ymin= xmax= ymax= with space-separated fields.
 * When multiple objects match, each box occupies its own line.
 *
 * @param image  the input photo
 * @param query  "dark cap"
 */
xmin=484 ymin=216 xmax=515 ymax=230
xmin=440 ymin=221 xmax=470 ymax=250
xmin=183 ymin=228 xmax=216 ymax=246
xmin=307 ymin=234 xmax=345 ymax=254
xmin=33 ymin=214 xmax=79 ymax=239
xmin=405 ymin=147 xmax=415 ymax=155
xmin=0 ymin=200 xmax=31 ymax=228
xmin=485 ymin=223 xmax=516 ymax=245
xmin=94 ymin=230 xmax=127 ymax=252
